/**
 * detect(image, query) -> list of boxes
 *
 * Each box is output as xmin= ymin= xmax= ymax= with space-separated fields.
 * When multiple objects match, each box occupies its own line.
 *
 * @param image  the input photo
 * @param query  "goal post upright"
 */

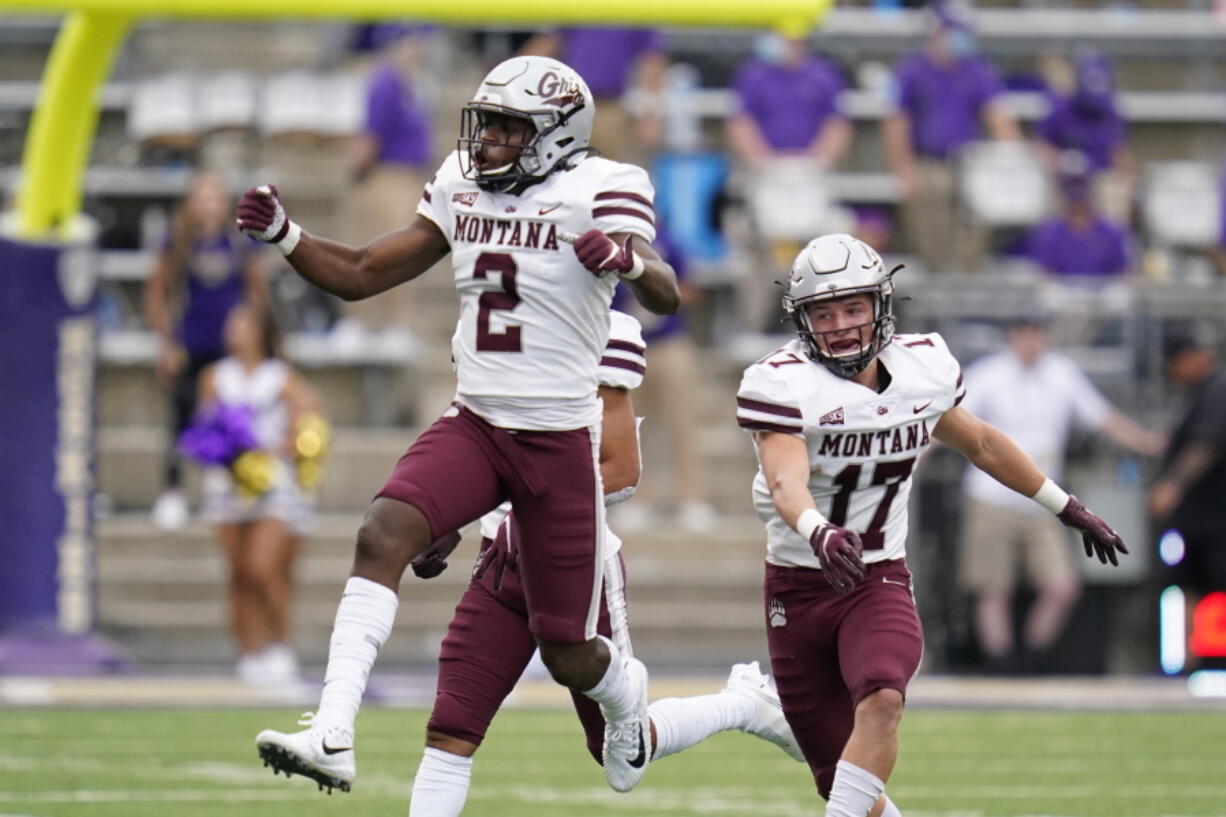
xmin=16 ymin=9 xmax=130 ymax=239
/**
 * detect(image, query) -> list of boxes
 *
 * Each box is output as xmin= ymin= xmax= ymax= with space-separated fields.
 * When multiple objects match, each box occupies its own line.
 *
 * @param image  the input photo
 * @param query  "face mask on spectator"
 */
xmin=947 ymin=28 xmax=978 ymax=58
xmin=754 ymin=34 xmax=790 ymax=66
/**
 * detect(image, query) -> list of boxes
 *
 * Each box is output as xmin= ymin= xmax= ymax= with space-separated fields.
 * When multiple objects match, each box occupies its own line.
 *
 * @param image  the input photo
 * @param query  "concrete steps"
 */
xmin=95 ymin=514 xmax=772 ymax=669
xmin=99 ymin=355 xmax=434 ymax=428
xmin=98 ymin=419 xmax=760 ymax=514
xmin=98 ymin=426 xmax=411 ymax=512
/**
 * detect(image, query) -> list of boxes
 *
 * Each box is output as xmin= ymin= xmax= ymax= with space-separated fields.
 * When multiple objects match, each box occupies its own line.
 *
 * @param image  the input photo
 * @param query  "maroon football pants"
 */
xmin=764 ymin=559 xmax=923 ymax=798
xmin=427 ymin=534 xmax=624 ymax=756
xmin=376 ymin=404 xmax=605 ymax=644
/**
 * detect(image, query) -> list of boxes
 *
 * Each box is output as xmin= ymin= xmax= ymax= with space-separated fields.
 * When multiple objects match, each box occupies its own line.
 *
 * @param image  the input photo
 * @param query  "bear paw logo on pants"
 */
xmin=769 ymin=596 xmax=787 ymax=628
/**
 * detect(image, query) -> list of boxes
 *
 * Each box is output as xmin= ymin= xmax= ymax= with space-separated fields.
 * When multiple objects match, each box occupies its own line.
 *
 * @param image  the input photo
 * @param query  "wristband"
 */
xmin=795 ymin=507 xmax=828 ymax=541
xmin=618 ymin=251 xmax=645 ymax=281
xmin=277 ymin=220 xmax=302 ymax=256
xmin=1032 ymin=478 xmax=1071 ymax=515
xmin=604 ymin=484 xmax=637 ymax=507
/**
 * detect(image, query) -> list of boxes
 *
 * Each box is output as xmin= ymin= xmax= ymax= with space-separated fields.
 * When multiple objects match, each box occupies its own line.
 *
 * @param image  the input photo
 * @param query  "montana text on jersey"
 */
xmin=737 ymin=333 xmax=966 ymax=569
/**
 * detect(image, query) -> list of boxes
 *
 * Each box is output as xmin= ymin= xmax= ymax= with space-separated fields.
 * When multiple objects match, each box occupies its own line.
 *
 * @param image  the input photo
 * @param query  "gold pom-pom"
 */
xmin=232 ymin=450 xmax=276 ymax=499
xmin=294 ymin=412 xmax=331 ymax=492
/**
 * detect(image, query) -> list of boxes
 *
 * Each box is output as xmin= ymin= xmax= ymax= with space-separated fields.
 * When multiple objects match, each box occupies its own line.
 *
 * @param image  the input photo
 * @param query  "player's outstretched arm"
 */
xmin=563 ymin=230 xmax=680 ymax=315
xmin=934 ymin=405 xmax=1128 ymax=565
xmin=237 ymin=185 xmax=449 ymax=301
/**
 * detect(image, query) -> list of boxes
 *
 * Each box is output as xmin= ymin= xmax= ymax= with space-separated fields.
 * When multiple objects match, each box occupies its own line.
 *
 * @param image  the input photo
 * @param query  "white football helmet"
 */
xmin=783 ymin=234 xmax=898 ymax=378
xmin=458 ymin=56 xmax=595 ymax=192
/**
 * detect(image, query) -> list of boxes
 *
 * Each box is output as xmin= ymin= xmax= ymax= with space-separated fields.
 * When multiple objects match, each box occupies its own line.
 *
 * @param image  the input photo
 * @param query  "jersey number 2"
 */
xmin=828 ymin=457 xmax=916 ymax=551
xmin=474 ymin=252 xmax=522 ymax=352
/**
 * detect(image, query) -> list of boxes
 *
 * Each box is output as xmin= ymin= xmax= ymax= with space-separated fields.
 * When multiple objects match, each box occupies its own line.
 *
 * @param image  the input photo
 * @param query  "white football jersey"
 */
xmin=203 ymin=357 xmax=312 ymax=533
xmin=418 ymin=151 xmax=656 ymax=432
xmin=479 ymin=311 xmax=646 ymax=555
xmin=737 ymin=333 xmax=965 ymax=569
xmin=213 ymin=357 xmax=289 ymax=450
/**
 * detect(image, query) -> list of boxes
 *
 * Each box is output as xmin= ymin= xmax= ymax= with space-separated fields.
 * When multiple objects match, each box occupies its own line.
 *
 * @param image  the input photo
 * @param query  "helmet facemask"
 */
xmin=781 ymin=234 xmax=900 ymax=379
xmin=459 ymin=102 xmax=586 ymax=193
xmin=459 ymin=105 xmax=541 ymax=192
xmin=788 ymin=287 xmax=896 ymax=378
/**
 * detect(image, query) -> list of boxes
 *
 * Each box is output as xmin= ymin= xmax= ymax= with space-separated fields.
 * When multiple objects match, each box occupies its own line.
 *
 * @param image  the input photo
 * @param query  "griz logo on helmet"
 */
xmin=536 ymin=72 xmax=585 ymax=108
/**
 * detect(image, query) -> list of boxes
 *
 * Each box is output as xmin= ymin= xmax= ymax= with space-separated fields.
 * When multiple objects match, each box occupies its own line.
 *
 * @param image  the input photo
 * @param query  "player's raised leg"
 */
xmin=507 ymin=427 xmax=652 ymax=792
xmin=257 ymin=412 xmax=508 ymax=792
xmin=585 ymin=553 xmax=803 ymax=767
xmin=648 ymin=661 xmax=806 ymax=763
xmin=255 ymin=498 xmax=427 ymax=793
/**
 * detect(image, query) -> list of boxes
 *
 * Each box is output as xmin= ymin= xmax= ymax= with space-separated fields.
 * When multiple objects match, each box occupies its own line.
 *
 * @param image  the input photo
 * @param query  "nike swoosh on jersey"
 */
xmin=538 ymin=203 xmax=562 ymax=215
xmin=882 ymin=577 xmax=909 ymax=587
xmin=627 ymin=730 xmax=647 ymax=768
xmin=322 ymin=741 xmax=352 ymax=755
xmin=913 ymin=401 xmax=933 ymax=413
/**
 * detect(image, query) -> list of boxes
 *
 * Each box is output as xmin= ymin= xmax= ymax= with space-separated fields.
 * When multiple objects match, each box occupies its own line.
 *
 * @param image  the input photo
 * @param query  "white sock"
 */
xmin=314 ymin=576 xmax=399 ymax=729
xmin=825 ymin=760 xmax=886 ymax=817
xmin=647 ymin=691 xmax=754 ymax=760
xmin=879 ymin=795 xmax=902 ymax=817
xmin=582 ymin=636 xmax=638 ymax=723
xmin=407 ymin=747 xmax=473 ymax=817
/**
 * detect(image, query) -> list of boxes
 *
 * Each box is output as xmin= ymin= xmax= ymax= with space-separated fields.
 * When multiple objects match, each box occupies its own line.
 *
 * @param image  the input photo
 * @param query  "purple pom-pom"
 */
xmin=178 ymin=402 xmax=259 ymax=465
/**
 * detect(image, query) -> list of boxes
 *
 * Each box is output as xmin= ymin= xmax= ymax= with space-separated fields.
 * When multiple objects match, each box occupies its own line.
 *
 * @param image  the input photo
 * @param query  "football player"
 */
xmin=237 ymin=56 xmax=680 ymax=794
xmin=736 ymin=234 xmax=1127 ymax=817
xmin=405 ymin=310 xmax=802 ymax=816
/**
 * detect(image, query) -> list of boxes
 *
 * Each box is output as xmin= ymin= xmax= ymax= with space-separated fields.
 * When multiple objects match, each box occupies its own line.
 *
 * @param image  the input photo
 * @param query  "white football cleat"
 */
xmin=725 ymin=661 xmax=806 ymax=762
xmin=601 ymin=657 xmax=652 ymax=792
xmin=256 ymin=713 xmax=355 ymax=793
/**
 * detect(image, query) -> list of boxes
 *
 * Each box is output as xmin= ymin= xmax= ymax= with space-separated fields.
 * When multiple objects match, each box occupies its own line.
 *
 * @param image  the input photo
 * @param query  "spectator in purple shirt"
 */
xmin=726 ymin=31 xmax=853 ymax=335
xmin=144 ymin=172 xmax=268 ymax=530
xmin=339 ymin=26 xmax=435 ymax=350
xmin=1037 ymin=51 xmax=1133 ymax=224
xmin=523 ymin=28 xmax=667 ymax=162
xmin=1028 ymin=157 xmax=1131 ymax=280
xmin=882 ymin=0 xmax=1019 ymax=273
xmin=726 ymin=32 xmax=851 ymax=168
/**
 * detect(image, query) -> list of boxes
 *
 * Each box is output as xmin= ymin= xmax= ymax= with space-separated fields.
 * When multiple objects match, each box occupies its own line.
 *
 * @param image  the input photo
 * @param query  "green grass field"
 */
xmin=4 ymin=707 xmax=1225 ymax=817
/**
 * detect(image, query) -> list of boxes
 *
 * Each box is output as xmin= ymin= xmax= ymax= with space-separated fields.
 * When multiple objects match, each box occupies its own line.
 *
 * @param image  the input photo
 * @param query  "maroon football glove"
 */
xmin=572 ymin=229 xmax=635 ymax=277
xmin=1057 ymin=496 xmax=1129 ymax=566
xmin=810 ymin=524 xmax=865 ymax=594
xmin=472 ymin=535 xmax=518 ymax=592
xmin=410 ymin=531 xmax=462 ymax=579
xmin=235 ymin=184 xmax=291 ymax=244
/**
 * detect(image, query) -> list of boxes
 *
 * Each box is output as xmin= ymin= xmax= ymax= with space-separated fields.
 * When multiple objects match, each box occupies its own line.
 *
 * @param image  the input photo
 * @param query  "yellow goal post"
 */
xmin=3 ymin=0 xmax=832 ymax=240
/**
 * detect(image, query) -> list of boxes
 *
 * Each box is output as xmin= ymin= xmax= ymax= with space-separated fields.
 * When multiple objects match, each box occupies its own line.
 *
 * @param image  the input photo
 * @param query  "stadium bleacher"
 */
xmin=3 ymin=5 xmax=1225 ymax=675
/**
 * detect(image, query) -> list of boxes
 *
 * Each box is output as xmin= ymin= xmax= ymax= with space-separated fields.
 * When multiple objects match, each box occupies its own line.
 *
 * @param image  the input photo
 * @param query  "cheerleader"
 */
xmin=195 ymin=304 xmax=326 ymax=684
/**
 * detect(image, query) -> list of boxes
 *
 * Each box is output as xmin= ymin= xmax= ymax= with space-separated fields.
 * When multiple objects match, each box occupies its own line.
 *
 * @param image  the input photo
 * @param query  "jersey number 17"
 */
xmin=829 ymin=457 xmax=916 ymax=551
